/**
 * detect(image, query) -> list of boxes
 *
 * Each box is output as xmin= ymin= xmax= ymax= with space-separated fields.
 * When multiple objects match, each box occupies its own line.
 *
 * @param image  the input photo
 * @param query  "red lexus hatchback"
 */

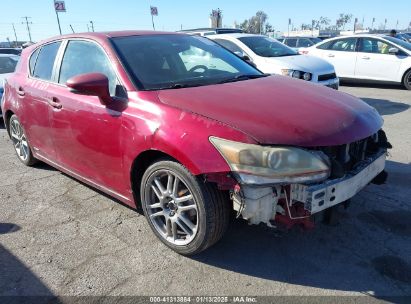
xmin=1 ymin=31 xmax=390 ymax=255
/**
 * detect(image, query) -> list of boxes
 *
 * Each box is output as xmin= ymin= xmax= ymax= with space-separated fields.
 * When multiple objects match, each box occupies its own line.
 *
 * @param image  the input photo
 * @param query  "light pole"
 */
xmin=12 ymin=23 xmax=18 ymax=46
xmin=22 ymin=16 xmax=32 ymax=42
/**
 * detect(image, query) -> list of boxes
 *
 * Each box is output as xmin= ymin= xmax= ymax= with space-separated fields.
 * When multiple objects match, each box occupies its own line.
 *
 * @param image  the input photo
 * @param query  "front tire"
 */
xmin=9 ymin=114 xmax=37 ymax=166
xmin=403 ymin=70 xmax=411 ymax=90
xmin=140 ymin=160 xmax=230 ymax=255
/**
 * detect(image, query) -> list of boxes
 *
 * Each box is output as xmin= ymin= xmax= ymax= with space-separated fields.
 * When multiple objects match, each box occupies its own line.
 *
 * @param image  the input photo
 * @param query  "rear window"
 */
xmin=32 ymin=41 xmax=61 ymax=81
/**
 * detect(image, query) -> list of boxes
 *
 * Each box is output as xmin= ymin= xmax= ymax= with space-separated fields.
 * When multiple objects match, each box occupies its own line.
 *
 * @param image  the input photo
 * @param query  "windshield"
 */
xmin=111 ymin=34 xmax=263 ymax=90
xmin=384 ymin=36 xmax=411 ymax=52
xmin=0 ymin=56 xmax=18 ymax=74
xmin=238 ymin=36 xmax=298 ymax=57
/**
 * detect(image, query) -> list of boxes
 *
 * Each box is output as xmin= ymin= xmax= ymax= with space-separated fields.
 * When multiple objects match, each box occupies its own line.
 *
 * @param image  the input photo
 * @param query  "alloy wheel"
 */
xmin=10 ymin=118 xmax=30 ymax=162
xmin=144 ymin=169 xmax=198 ymax=246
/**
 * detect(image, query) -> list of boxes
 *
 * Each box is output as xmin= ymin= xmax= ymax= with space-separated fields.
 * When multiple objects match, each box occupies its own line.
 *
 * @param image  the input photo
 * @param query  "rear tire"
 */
xmin=140 ymin=160 xmax=230 ymax=255
xmin=9 ymin=114 xmax=37 ymax=166
xmin=403 ymin=69 xmax=411 ymax=90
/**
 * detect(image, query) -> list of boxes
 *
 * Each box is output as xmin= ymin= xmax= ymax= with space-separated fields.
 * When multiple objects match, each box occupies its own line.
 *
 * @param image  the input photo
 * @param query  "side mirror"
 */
xmin=66 ymin=72 xmax=111 ymax=104
xmin=388 ymin=47 xmax=399 ymax=55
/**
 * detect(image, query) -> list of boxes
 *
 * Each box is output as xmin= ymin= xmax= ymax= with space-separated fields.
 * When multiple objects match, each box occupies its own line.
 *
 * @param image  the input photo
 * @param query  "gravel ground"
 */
xmin=0 ymin=83 xmax=410 ymax=301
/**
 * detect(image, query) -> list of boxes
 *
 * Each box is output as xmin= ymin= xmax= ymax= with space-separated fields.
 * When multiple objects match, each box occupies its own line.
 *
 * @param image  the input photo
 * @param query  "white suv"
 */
xmin=300 ymin=34 xmax=411 ymax=90
xmin=208 ymin=33 xmax=339 ymax=89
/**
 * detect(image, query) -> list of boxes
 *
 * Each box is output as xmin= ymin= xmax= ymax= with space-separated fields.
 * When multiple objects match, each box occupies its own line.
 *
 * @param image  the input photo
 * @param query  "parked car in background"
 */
xmin=397 ymin=33 xmax=411 ymax=43
xmin=0 ymin=48 xmax=22 ymax=55
xmin=0 ymin=54 xmax=19 ymax=117
xmin=300 ymin=34 xmax=411 ymax=89
xmin=2 ymin=31 xmax=390 ymax=255
xmin=178 ymin=28 xmax=243 ymax=36
xmin=278 ymin=36 xmax=322 ymax=50
xmin=208 ymin=33 xmax=339 ymax=89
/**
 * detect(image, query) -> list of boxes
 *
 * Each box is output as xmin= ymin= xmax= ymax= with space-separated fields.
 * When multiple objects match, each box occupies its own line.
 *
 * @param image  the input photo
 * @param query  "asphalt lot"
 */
xmin=0 ymin=83 xmax=410 ymax=300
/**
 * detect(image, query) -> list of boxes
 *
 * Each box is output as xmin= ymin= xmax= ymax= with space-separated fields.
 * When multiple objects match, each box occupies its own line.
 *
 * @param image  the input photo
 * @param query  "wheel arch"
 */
xmin=4 ymin=110 xmax=15 ymax=137
xmin=401 ymin=67 xmax=411 ymax=85
xmin=130 ymin=149 xmax=179 ymax=211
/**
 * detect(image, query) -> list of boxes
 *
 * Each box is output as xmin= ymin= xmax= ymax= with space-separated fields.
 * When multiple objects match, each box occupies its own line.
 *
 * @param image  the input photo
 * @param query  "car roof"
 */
xmin=208 ymin=33 xmax=267 ymax=39
xmin=282 ymin=36 xmax=319 ymax=39
xmin=30 ymin=30 xmax=181 ymax=46
xmin=0 ymin=53 xmax=19 ymax=57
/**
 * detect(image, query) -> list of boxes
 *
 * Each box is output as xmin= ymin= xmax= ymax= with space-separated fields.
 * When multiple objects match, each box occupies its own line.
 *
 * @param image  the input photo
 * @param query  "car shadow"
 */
xmin=361 ymin=98 xmax=410 ymax=116
xmin=0 ymin=224 xmax=57 ymax=298
xmin=0 ymin=118 xmax=5 ymax=129
xmin=192 ymin=160 xmax=411 ymax=297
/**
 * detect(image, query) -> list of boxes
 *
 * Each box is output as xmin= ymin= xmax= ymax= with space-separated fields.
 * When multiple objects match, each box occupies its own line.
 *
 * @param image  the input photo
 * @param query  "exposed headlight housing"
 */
xmin=210 ymin=137 xmax=331 ymax=185
xmin=281 ymin=69 xmax=312 ymax=81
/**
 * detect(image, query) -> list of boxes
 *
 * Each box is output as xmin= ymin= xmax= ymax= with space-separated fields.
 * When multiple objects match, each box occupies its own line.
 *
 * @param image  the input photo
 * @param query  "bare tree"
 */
xmin=319 ymin=16 xmax=331 ymax=30
xmin=336 ymin=13 xmax=353 ymax=30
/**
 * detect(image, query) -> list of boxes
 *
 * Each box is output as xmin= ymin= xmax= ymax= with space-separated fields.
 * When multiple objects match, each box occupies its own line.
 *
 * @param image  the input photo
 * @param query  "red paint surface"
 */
xmin=3 ymin=32 xmax=383 ymax=209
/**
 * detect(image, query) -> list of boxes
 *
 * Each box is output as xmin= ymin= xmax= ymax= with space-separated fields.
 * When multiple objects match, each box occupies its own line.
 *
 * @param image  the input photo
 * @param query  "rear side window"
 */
xmin=317 ymin=40 xmax=334 ymax=50
xmin=214 ymin=39 xmax=245 ymax=55
xmin=318 ymin=38 xmax=357 ymax=52
xmin=33 ymin=42 xmax=61 ymax=81
xmin=29 ymin=48 xmax=40 ymax=75
xmin=58 ymin=40 xmax=118 ymax=95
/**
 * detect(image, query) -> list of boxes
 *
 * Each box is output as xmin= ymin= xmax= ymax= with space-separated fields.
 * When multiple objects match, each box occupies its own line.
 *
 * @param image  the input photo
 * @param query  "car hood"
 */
xmin=157 ymin=76 xmax=383 ymax=147
xmin=264 ymin=55 xmax=334 ymax=74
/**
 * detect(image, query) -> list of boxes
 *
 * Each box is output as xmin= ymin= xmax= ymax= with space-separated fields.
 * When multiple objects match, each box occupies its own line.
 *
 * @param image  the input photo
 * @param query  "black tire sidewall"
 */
xmin=140 ymin=161 xmax=210 ymax=255
xmin=404 ymin=70 xmax=411 ymax=90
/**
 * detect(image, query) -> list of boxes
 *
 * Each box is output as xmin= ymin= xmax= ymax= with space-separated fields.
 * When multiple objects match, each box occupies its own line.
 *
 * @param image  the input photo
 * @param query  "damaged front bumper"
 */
xmin=230 ymin=149 xmax=387 ymax=228
xmin=290 ymin=149 xmax=386 ymax=214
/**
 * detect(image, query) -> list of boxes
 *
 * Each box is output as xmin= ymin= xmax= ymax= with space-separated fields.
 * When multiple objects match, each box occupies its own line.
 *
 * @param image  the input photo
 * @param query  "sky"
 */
xmin=1 ymin=0 xmax=410 ymax=42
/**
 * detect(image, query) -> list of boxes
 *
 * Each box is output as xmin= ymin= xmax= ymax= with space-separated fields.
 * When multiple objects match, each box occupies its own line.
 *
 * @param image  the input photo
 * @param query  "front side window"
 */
xmin=0 ymin=56 xmax=19 ymax=74
xmin=33 ymin=41 xmax=61 ymax=81
xmin=59 ymin=40 xmax=118 ymax=95
xmin=328 ymin=38 xmax=357 ymax=52
xmin=238 ymin=36 xmax=298 ymax=57
xmin=359 ymin=38 xmax=393 ymax=54
xmin=111 ymin=34 xmax=261 ymax=90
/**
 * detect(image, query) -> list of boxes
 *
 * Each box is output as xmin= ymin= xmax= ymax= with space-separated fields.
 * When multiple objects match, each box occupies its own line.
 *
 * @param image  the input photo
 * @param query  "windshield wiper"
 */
xmin=158 ymin=83 xmax=202 ymax=90
xmin=218 ymin=73 xmax=270 ymax=84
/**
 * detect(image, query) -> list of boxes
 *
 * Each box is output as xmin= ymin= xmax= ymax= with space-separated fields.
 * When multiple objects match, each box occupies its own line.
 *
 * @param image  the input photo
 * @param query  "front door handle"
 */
xmin=17 ymin=87 xmax=25 ymax=97
xmin=47 ymin=97 xmax=62 ymax=109
xmin=362 ymin=56 xmax=370 ymax=60
xmin=327 ymin=54 xmax=335 ymax=58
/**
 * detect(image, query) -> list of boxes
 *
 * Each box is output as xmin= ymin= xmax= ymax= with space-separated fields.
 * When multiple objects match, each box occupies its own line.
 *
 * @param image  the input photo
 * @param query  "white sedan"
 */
xmin=207 ymin=33 xmax=339 ymax=89
xmin=0 ymin=54 xmax=19 ymax=116
xmin=300 ymin=34 xmax=411 ymax=90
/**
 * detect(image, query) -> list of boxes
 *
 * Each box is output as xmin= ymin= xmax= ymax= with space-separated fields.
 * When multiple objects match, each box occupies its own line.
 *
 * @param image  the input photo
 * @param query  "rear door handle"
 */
xmin=327 ymin=54 xmax=335 ymax=58
xmin=47 ymin=97 xmax=62 ymax=109
xmin=17 ymin=87 xmax=25 ymax=97
xmin=362 ymin=56 xmax=370 ymax=60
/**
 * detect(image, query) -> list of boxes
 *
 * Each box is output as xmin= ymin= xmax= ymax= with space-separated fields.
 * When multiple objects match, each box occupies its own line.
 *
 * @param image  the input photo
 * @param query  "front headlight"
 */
xmin=210 ymin=137 xmax=330 ymax=185
xmin=281 ymin=69 xmax=312 ymax=81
